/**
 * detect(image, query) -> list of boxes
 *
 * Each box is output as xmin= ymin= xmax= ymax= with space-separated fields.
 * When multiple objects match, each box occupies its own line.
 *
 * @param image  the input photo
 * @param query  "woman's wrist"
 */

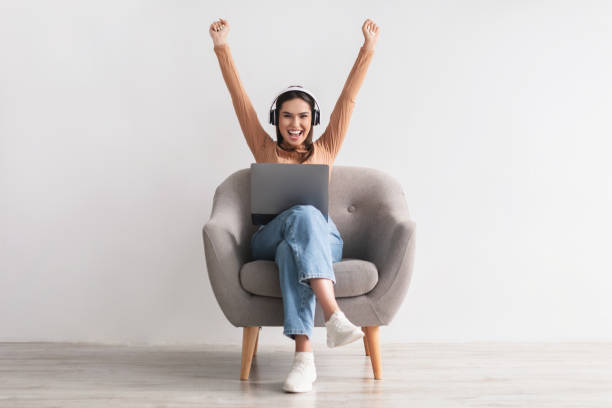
xmin=362 ymin=41 xmax=376 ymax=52
xmin=213 ymin=41 xmax=228 ymax=48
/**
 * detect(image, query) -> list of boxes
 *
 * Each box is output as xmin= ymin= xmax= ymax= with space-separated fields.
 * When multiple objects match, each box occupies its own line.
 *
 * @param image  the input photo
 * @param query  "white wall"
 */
xmin=1 ymin=0 xmax=610 ymax=345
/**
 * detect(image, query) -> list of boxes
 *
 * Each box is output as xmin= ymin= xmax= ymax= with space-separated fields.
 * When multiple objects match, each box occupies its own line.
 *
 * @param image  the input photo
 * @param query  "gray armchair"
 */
xmin=202 ymin=165 xmax=416 ymax=380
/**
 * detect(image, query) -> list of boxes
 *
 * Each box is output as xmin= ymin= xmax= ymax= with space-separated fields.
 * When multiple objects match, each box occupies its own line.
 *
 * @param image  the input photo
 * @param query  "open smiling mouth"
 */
xmin=288 ymin=130 xmax=303 ymax=140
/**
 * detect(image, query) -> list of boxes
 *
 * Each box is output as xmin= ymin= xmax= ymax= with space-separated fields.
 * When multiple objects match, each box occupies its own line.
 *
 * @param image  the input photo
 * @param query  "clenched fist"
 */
xmin=209 ymin=18 xmax=230 ymax=46
xmin=362 ymin=19 xmax=380 ymax=50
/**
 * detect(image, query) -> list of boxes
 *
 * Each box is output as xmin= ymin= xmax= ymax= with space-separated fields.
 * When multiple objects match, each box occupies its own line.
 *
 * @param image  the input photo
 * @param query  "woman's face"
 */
xmin=278 ymin=98 xmax=312 ymax=149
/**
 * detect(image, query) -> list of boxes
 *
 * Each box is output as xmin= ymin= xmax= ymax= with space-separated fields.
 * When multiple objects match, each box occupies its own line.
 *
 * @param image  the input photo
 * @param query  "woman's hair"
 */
xmin=274 ymin=90 xmax=316 ymax=163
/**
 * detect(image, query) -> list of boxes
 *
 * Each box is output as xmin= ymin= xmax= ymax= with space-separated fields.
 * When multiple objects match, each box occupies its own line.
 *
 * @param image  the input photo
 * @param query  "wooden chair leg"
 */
xmin=240 ymin=326 xmax=260 ymax=380
xmin=253 ymin=327 xmax=261 ymax=357
xmin=361 ymin=327 xmax=370 ymax=356
xmin=363 ymin=326 xmax=382 ymax=379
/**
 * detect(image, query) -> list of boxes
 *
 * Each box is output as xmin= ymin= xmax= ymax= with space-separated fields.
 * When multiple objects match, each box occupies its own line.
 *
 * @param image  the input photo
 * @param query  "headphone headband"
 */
xmin=269 ymin=85 xmax=321 ymax=126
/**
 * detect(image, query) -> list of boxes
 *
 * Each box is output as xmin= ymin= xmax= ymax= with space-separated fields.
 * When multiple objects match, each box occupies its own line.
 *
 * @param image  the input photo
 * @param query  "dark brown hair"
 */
xmin=274 ymin=90 xmax=316 ymax=163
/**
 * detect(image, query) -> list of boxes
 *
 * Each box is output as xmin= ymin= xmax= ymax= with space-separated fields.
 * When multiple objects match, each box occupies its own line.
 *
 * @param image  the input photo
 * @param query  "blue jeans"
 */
xmin=250 ymin=204 xmax=344 ymax=340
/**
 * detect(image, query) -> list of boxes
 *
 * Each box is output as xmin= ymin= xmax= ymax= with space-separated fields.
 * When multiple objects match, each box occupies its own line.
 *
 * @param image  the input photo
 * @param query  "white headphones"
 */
xmin=268 ymin=85 xmax=321 ymax=126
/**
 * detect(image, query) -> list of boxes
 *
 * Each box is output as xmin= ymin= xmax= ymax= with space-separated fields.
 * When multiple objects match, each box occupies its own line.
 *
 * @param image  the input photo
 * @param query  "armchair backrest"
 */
xmin=327 ymin=166 xmax=409 ymax=259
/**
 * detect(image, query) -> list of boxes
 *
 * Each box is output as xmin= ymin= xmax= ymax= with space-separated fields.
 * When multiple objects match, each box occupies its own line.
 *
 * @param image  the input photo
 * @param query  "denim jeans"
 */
xmin=250 ymin=204 xmax=344 ymax=340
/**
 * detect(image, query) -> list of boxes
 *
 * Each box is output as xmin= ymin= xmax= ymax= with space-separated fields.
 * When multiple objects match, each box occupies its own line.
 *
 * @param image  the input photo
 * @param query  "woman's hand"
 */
xmin=209 ymin=18 xmax=230 ymax=46
xmin=362 ymin=18 xmax=380 ymax=50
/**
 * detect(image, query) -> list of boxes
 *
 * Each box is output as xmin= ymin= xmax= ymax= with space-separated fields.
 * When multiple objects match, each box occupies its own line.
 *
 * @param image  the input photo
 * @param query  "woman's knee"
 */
xmin=287 ymin=204 xmax=320 ymax=215
xmin=285 ymin=204 xmax=325 ymax=225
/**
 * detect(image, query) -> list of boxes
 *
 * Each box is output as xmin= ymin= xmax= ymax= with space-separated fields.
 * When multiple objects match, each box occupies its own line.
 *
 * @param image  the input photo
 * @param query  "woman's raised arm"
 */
xmin=209 ymin=18 xmax=273 ymax=160
xmin=315 ymin=19 xmax=380 ymax=160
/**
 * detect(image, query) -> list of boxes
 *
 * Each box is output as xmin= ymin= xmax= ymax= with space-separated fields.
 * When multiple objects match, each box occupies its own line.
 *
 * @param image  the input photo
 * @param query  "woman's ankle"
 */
xmin=294 ymin=334 xmax=313 ymax=352
xmin=324 ymin=306 xmax=340 ymax=322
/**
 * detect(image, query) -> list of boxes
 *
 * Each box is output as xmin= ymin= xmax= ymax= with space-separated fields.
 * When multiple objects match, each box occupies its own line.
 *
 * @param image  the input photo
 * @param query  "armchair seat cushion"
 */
xmin=239 ymin=258 xmax=378 ymax=298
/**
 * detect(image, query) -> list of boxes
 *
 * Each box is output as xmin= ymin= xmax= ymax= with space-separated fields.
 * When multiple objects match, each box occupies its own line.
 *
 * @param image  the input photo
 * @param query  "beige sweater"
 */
xmin=213 ymin=43 xmax=375 ymax=179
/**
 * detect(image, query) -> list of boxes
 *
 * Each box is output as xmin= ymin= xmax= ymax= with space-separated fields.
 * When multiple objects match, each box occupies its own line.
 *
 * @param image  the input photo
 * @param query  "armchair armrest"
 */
xmin=203 ymin=221 xmax=252 ymax=326
xmin=202 ymin=173 xmax=255 ymax=326
xmin=365 ymin=210 xmax=417 ymax=323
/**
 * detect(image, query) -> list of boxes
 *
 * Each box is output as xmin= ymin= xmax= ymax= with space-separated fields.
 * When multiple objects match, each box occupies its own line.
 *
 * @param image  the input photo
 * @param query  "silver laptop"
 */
xmin=250 ymin=163 xmax=329 ymax=225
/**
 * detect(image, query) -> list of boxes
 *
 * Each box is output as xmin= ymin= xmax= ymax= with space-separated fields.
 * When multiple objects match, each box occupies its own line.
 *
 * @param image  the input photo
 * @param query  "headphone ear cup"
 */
xmin=269 ymin=108 xmax=276 ymax=125
xmin=314 ymin=110 xmax=320 ymax=126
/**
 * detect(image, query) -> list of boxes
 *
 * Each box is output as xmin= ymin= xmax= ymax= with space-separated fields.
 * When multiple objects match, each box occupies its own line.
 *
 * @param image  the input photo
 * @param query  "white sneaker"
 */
xmin=282 ymin=352 xmax=317 ymax=393
xmin=325 ymin=309 xmax=365 ymax=348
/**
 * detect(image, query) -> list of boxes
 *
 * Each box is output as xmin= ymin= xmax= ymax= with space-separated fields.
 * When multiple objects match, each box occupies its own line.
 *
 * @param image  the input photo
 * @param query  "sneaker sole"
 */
xmin=283 ymin=373 xmax=317 ymax=393
xmin=283 ymin=384 xmax=313 ymax=393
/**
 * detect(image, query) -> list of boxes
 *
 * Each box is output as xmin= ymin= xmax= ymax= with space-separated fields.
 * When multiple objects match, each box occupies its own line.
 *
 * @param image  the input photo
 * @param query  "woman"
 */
xmin=209 ymin=17 xmax=379 ymax=393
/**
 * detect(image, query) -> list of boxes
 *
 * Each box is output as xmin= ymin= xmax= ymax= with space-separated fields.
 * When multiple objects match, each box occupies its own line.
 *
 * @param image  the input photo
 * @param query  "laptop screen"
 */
xmin=250 ymin=163 xmax=329 ymax=225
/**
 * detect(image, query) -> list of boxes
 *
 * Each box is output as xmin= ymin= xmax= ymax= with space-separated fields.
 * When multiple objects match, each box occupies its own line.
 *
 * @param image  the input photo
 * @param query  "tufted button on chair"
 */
xmin=202 ymin=165 xmax=416 ymax=380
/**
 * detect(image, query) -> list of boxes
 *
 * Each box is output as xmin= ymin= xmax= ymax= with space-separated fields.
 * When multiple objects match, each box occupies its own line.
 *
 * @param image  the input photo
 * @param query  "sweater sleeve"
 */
xmin=314 ymin=45 xmax=375 ymax=160
xmin=213 ymin=44 xmax=274 ymax=160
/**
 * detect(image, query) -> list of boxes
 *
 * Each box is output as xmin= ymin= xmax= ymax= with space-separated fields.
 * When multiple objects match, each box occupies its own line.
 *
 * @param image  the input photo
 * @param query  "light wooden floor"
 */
xmin=0 ymin=342 xmax=610 ymax=407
